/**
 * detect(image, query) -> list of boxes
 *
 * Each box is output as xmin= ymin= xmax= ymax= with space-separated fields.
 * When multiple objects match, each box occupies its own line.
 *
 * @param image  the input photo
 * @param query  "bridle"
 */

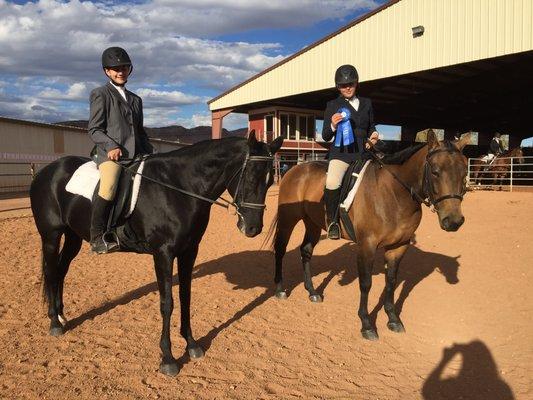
xmin=369 ymin=144 xmax=466 ymax=210
xmin=226 ymin=152 xmax=274 ymax=215
xmin=423 ymin=147 xmax=467 ymax=207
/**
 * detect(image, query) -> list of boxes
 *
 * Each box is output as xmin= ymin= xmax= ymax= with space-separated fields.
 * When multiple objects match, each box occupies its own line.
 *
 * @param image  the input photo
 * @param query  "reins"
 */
xmin=112 ymin=152 xmax=273 ymax=213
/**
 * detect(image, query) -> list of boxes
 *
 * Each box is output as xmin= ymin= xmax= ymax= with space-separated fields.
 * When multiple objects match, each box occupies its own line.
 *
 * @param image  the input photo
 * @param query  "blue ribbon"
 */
xmin=334 ymin=107 xmax=354 ymax=147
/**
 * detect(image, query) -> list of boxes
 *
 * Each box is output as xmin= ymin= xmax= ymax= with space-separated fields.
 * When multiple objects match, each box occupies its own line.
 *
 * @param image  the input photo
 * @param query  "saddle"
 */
xmin=65 ymin=157 xmax=148 ymax=252
xmin=336 ymin=159 xmax=370 ymax=242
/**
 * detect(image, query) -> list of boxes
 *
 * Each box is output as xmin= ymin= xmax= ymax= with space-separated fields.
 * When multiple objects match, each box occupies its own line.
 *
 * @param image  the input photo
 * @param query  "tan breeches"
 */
xmin=98 ymin=161 xmax=122 ymax=201
xmin=325 ymin=159 xmax=350 ymax=190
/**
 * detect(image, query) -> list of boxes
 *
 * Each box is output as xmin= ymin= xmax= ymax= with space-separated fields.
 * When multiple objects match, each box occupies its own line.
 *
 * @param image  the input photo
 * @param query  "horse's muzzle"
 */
xmin=440 ymin=215 xmax=465 ymax=232
xmin=245 ymin=225 xmax=262 ymax=237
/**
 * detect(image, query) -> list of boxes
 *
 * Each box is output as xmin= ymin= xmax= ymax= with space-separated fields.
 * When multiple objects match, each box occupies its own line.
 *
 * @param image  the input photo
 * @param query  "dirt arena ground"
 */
xmin=0 ymin=188 xmax=531 ymax=399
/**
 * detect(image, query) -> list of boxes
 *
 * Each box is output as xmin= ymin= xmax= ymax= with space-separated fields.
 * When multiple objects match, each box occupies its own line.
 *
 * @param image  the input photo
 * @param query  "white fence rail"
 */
xmin=467 ymin=155 xmax=533 ymax=191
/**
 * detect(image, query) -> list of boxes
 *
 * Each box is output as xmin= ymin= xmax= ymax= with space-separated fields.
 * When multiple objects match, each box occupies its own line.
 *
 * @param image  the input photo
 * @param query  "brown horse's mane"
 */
xmin=380 ymin=143 xmax=426 ymax=165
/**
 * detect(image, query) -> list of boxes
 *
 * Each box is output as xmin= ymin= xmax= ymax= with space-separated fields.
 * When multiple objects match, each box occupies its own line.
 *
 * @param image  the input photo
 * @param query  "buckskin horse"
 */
xmin=270 ymin=130 xmax=469 ymax=340
xmin=30 ymin=131 xmax=283 ymax=375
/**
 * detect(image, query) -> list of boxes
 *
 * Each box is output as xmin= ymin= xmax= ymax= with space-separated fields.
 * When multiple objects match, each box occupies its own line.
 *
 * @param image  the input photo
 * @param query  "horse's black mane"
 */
xmin=380 ymin=143 xmax=426 ymax=165
xmin=156 ymin=136 xmax=244 ymax=159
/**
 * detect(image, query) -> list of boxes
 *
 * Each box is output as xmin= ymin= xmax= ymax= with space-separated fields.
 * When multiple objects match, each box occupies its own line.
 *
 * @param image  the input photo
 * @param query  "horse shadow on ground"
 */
xmin=422 ymin=340 xmax=514 ymax=400
xmin=67 ymin=239 xmax=460 ymax=370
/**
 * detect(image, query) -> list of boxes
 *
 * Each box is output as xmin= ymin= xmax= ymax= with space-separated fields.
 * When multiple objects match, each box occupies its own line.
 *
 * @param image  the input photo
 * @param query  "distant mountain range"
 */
xmin=54 ymin=120 xmax=248 ymax=145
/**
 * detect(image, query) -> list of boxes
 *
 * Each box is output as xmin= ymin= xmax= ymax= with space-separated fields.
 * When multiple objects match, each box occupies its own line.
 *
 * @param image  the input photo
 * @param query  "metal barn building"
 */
xmin=208 ymin=0 xmax=533 ymax=161
xmin=0 ymin=116 xmax=184 ymax=194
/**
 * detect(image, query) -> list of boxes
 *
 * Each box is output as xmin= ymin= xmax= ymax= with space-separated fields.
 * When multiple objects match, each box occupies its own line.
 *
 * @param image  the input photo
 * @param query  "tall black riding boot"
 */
xmin=90 ymin=195 xmax=119 ymax=254
xmin=324 ymin=188 xmax=341 ymax=240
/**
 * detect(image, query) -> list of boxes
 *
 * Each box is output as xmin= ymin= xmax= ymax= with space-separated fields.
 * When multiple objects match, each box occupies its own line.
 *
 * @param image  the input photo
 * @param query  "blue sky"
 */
xmin=0 ymin=0 xmax=386 ymax=131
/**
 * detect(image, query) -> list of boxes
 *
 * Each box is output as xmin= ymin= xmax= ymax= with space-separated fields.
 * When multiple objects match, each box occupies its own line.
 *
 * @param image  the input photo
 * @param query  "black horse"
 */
xmin=30 ymin=131 xmax=283 ymax=376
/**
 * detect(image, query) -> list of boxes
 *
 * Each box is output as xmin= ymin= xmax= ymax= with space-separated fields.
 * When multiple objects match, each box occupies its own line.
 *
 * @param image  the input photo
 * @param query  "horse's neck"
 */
xmin=394 ymin=145 xmax=428 ymax=199
xmin=150 ymin=140 xmax=246 ymax=200
xmin=202 ymin=142 xmax=247 ymax=198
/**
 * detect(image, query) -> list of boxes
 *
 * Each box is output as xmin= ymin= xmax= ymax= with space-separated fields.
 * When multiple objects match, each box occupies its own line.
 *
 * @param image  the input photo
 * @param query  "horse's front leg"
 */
xmin=154 ymin=251 xmax=179 ymax=376
xmin=357 ymin=241 xmax=378 ymax=340
xmin=177 ymin=244 xmax=204 ymax=359
xmin=383 ymin=244 xmax=409 ymax=333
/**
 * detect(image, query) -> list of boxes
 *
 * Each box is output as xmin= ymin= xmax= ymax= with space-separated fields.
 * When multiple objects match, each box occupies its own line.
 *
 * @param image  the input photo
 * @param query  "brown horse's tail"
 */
xmin=261 ymin=212 xmax=278 ymax=251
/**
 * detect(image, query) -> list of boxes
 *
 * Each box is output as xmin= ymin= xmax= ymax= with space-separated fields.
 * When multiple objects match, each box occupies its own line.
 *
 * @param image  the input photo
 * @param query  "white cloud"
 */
xmin=136 ymin=88 xmax=205 ymax=107
xmin=39 ymin=82 xmax=89 ymax=101
xmin=0 ymin=0 xmax=378 ymax=126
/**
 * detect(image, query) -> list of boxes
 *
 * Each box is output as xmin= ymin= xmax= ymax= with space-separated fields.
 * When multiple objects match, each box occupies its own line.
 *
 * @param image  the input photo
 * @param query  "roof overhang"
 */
xmin=227 ymin=51 xmax=533 ymax=141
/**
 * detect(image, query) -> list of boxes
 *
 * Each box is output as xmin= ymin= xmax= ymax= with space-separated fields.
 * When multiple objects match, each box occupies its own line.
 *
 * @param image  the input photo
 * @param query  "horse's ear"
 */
xmin=427 ymin=129 xmax=439 ymax=150
xmin=456 ymin=133 xmax=472 ymax=151
xmin=247 ymin=130 xmax=257 ymax=147
xmin=269 ymin=136 xmax=284 ymax=154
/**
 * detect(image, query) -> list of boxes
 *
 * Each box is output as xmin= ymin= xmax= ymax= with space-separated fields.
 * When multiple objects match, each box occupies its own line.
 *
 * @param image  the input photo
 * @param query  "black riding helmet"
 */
xmin=335 ymin=64 xmax=358 ymax=86
xmin=101 ymin=47 xmax=133 ymax=72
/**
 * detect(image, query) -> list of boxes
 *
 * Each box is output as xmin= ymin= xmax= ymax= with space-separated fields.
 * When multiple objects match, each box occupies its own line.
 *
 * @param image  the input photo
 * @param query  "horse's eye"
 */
xmin=432 ymin=170 xmax=440 ymax=177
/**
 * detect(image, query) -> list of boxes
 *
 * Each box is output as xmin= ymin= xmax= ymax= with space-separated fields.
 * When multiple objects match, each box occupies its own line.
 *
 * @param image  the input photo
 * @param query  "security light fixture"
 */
xmin=412 ymin=25 xmax=424 ymax=38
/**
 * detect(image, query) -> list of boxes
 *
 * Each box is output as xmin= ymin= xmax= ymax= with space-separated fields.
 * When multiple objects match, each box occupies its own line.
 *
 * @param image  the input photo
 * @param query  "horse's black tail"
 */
xmin=40 ymin=251 xmax=49 ymax=306
xmin=261 ymin=212 xmax=278 ymax=251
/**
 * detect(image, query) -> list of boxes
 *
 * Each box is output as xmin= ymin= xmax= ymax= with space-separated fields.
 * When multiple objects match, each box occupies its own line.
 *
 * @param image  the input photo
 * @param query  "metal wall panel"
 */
xmin=210 ymin=0 xmax=533 ymax=111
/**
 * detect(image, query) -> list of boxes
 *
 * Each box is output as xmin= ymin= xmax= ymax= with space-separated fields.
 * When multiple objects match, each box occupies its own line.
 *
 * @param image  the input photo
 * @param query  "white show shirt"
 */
xmin=110 ymin=81 xmax=127 ymax=101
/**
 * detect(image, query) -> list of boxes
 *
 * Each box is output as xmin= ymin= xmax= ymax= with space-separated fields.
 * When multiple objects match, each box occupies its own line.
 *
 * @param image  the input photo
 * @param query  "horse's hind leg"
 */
xmin=383 ymin=244 xmax=408 ymax=333
xmin=41 ymin=229 xmax=64 ymax=336
xmin=301 ymin=220 xmax=322 ymax=302
xmin=55 ymin=229 xmax=82 ymax=327
xmin=274 ymin=216 xmax=299 ymax=299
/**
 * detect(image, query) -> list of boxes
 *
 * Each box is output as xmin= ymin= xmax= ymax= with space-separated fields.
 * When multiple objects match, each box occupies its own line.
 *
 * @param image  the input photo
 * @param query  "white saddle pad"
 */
xmin=340 ymin=160 xmax=371 ymax=211
xmin=65 ymin=161 xmax=145 ymax=217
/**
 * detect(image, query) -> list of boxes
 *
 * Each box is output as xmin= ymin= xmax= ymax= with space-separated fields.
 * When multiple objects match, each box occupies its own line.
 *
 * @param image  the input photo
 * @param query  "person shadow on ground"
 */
xmin=422 ymin=340 xmax=514 ymax=400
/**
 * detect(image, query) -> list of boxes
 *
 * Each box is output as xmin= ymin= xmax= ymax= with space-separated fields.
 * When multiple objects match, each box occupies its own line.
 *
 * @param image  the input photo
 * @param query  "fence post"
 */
xmin=510 ymin=157 xmax=513 ymax=192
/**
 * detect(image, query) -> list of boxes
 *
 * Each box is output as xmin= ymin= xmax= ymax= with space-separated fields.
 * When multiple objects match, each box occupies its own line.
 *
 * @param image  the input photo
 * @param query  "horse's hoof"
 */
xmin=49 ymin=326 xmax=64 ymax=337
xmin=275 ymin=290 xmax=288 ymax=300
xmin=309 ymin=294 xmax=323 ymax=303
xmin=387 ymin=321 xmax=405 ymax=333
xmin=159 ymin=361 xmax=179 ymax=376
xmin=188 ymin=346 xmax=205 ymax=359
xmin=361 ymin=329 xmax=379 ymax=341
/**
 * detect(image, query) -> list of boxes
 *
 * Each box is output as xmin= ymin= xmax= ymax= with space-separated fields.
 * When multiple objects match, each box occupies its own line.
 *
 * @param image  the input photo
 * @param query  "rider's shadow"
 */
xmin=421 ymin=340 xmax=515 ymax=400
